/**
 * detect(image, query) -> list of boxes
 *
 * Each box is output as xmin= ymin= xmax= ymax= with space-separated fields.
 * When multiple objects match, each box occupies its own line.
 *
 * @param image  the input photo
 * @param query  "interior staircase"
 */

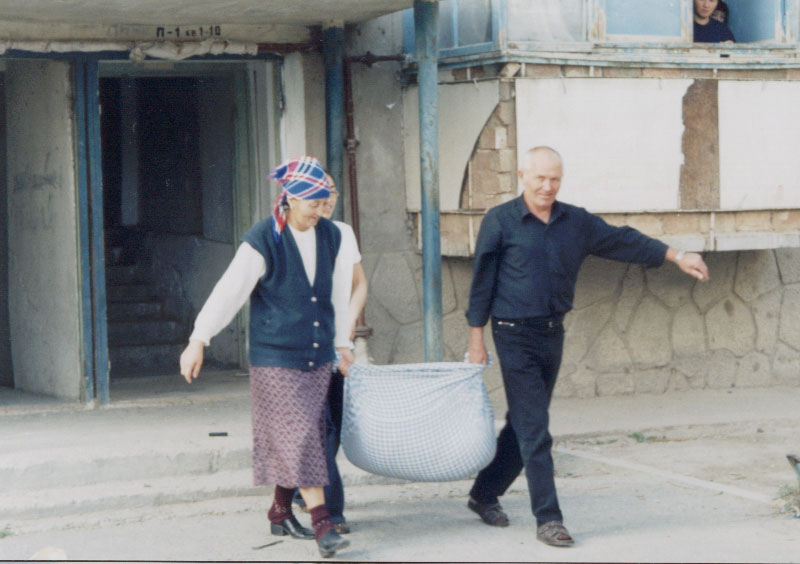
xmin=105 ymin=228 xmax=190 ymax=377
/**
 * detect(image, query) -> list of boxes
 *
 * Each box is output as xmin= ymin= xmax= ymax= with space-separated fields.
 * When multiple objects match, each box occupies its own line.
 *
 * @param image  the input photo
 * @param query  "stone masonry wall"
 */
xmin=556 ymin=250 xmax=800 ymax=402
xmin=348 ymin=19 xmax=800 ymax=416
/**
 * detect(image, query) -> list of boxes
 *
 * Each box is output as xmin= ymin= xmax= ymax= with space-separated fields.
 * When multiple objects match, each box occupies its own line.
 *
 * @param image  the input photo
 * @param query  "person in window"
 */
xmin=694 ymin=0 xmax=735 ymax=43
xmin=711 ymin=0 xmax=729 ymax=24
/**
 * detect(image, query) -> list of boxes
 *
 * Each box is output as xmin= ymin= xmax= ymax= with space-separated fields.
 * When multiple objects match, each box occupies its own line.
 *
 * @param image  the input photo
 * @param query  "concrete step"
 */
xmin=1 ymin=470 xmax=268 ymax=520
xmin=109 ymin=343 xmax=186 ymax=373
xmin=1 ymin=442 xmax=401 ymax=520
xmin=108 ymin=320 xmax=186 ymax=346
xmin=107 ymin=284 xmax=156 ymax=303
xmin=107 ymin=301 xmax=165 ymax=322
xmin=0 ymin=443 xmax=254 ymax=495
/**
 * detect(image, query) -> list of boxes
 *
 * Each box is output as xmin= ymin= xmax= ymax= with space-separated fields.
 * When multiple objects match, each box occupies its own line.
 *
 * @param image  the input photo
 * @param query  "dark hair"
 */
xmin=715 ymin=0 xmax=729 ymax=22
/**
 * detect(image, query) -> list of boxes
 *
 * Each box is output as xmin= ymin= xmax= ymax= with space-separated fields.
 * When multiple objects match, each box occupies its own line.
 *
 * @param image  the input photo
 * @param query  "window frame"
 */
xmin=402 ymin=0 xmax=800 ymax=66
xmin=403 ymin=0 xmax=506 ymax=58
xmin=590 ymin=0 xmax=795 ymax=46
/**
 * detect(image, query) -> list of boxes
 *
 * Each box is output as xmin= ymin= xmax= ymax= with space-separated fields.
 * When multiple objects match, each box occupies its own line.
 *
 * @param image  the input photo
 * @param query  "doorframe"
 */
xmin=2 ymin=49 xmax=283 ymax=403
xmin=74 ymin=55 xmax=109 ymax=404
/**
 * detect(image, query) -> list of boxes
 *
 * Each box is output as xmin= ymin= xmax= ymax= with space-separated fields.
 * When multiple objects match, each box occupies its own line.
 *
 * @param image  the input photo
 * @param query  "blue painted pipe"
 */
xmin=415 ymin=0 xmax=443 ymax=362
xmin=85 ymin=56 xmax=111 ymax=405
xmin=323 ymin=24 xmax=345 ymax=222
xmin=73 ymin=58 xmax=96 ymax=404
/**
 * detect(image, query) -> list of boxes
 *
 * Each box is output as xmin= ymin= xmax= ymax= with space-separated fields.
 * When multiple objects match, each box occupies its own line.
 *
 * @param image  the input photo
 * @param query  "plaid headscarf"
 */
xmin=268 ymin=156 xmax=331 ymax=242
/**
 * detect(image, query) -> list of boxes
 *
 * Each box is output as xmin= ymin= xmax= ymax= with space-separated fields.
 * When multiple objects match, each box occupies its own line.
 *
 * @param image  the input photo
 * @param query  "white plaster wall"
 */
xmin=515 ymin=78 xmax=691 ymax=212
xmin=719 ymin=81 xmax=800 ymax=210
xmin=5 ymin=60 xmax=83 ymax=399
xmin=281 ymin=53 xmax=308 ymax=161
xmin=404 ymin=80 xmax=500 ymax=211
xmin=302 ymin=53 xmax=327 ymax=175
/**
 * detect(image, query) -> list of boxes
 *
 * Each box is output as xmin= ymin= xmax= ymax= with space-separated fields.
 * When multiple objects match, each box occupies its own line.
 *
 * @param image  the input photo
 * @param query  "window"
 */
xmin=594 ymin=0 xmax=794 ymax=44
xmin=403 ymin=0 xmax=503 ymax=57
xmin=507 ymin=0 xmax=585 ymax=43
xmin=402 ymin=0 xmax=799 ymax=62
xmin=599 ymin=0 xmax=686 ymax=42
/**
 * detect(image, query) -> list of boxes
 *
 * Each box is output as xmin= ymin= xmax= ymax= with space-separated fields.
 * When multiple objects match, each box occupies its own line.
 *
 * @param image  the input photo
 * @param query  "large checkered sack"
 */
xmin=341 ymin=361 xmax=496 ymax=482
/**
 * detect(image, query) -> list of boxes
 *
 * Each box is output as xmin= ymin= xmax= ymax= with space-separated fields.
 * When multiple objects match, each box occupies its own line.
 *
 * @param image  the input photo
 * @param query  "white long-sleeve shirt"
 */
xmin=189 ymin=223 xmax=352 ymax=349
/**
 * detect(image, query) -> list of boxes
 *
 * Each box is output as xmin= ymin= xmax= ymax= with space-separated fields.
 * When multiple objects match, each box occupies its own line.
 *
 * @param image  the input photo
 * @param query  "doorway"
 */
xmin=98 ymin=62 xmax=277 ymax=380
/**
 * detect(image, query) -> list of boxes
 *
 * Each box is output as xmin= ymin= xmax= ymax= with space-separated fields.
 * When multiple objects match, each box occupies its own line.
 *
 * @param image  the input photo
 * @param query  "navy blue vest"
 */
xmin=242 ymin=217 xmax=341 ymax=370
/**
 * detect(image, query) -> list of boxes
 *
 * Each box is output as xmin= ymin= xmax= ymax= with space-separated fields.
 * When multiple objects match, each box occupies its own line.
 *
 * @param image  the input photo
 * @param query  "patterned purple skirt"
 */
xmin=249 ymin=363 xmax=332 ymax=487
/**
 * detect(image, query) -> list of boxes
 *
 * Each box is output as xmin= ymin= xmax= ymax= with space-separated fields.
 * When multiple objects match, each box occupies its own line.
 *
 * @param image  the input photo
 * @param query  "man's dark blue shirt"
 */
xmin=466 ymin=197 xmax=668 ymax=327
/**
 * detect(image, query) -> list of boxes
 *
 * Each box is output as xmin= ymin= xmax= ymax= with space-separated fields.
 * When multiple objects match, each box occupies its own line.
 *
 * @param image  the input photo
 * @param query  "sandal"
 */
xmin=536 ymin=520 xmax=574 ymax=547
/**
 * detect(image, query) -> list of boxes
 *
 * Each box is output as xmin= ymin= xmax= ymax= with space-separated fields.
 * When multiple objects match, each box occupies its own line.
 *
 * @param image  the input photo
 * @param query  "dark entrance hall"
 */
xmin=99 ymin=68 xmax=244 ymax=379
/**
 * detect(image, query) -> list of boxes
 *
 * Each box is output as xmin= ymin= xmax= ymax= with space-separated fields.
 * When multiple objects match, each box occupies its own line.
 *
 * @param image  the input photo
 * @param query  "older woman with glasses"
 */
xmin=180 ymin=156 xmax=354 ymax=558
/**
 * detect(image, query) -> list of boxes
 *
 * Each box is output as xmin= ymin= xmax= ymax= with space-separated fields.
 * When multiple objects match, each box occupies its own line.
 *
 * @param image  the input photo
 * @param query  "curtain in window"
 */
xmin=508 ymin=0 xmax=584 ymax=42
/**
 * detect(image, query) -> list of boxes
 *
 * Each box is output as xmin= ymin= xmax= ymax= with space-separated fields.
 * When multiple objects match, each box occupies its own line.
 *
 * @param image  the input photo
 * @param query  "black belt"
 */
xmin=494 ymin=316 xmax=564 ymax=329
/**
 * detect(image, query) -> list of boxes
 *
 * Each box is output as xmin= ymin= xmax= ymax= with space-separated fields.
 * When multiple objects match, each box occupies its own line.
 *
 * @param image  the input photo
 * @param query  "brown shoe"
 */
xmin=536 ymin=520 xmax=574 ymax=547
xmin=333 ymin=522 xmax=350 ymax=534
xmin=467 ymin=497 xmax=509 ymax=527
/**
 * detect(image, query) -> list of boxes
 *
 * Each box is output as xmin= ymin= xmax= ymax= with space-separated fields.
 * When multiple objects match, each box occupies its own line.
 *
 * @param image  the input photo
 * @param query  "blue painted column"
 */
xmin=415 ymin=0 xmax=443 ymax=362
xmin=323 ymin=22 xmax=345 ymax=221
xmin=73 ymin=58 xmax=96 ymax=404
xmin=85 ymin=56 xmax=110 ymax=404
xmin=74 ymin=55 xmax=110 ymax=404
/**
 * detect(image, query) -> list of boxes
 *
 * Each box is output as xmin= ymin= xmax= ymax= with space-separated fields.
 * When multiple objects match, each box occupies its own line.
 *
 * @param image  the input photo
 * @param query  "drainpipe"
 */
xmin=342 ymin=52 xmax=406 ymax=356
xmin=322 ymin=21 xmax=345 ymax=222
xmin=414 ymin=0 xmax=443 ymax=362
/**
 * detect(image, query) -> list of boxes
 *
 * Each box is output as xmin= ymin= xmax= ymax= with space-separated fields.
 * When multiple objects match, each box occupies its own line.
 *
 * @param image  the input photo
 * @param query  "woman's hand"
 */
xmin=180 ymin=340 xmax=205 ymax=383
xmin=337 ymin=346 xmax=355 ymax=377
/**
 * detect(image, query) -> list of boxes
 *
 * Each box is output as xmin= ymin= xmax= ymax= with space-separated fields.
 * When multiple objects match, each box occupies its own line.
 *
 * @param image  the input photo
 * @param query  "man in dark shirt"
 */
xmin=694 ymin=0 xmax=735 ymax=43
xmin=465 ymin=146 xmax=709 ymax=547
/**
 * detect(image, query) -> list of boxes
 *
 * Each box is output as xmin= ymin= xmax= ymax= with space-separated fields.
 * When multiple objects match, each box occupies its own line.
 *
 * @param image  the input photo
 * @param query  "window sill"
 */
xmin=431 ymin=43 xmax=800 ymax=71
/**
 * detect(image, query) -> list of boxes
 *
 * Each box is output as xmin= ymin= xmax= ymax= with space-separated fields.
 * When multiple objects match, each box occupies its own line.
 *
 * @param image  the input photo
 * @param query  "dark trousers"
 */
xmin=323 ymin=370 xmax=345 ymax=522
xmin=469 ymin=317 xmax=565 ymax=527
xmin=293 ymin=370 xmax=346 ymax=523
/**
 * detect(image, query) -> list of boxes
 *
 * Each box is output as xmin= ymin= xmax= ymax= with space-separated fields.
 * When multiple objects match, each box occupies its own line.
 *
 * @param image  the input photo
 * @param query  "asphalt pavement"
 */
xmin=1 ymin=372 xmax=799 ymax=562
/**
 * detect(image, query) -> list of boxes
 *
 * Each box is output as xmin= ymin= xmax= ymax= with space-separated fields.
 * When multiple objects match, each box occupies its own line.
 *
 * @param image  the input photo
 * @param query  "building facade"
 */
xmin=356 ymin=1 xmax=800 ymax=411
xmin=2 ymin=0 xmax=800 ymax=413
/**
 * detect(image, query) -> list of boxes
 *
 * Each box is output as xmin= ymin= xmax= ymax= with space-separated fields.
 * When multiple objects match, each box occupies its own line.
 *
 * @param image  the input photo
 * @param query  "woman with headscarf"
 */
xmin=179 ymin=155 xmax=354 ymax=558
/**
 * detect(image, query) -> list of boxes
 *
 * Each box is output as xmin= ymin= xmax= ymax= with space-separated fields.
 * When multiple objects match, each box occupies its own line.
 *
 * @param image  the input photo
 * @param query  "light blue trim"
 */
xmin=84 ymin=56 xmax=111 ymax=405
xmin=73 ymin=59 xmax=96 ymax=404
xmin=440 ymin=42 xmax=497 ymax=58
xmin=451 ymin=0 xmax=460 ymax=49
xmin=403 ymin=9 xmax=416 ymax=54
xmin=492 ymin=0 xmax=507 ymax=49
